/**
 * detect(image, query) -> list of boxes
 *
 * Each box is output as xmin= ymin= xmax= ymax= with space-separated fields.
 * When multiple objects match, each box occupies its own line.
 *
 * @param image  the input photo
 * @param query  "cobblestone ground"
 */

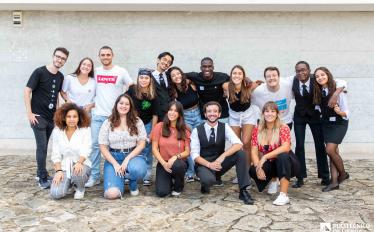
xmin=0 ymin=155 xmax=373 ymax=232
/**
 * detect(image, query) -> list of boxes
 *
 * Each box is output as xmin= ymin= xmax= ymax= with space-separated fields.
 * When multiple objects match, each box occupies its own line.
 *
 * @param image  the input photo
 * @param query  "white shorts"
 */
xmin=228 ymin=104 xmax=260 ymax=127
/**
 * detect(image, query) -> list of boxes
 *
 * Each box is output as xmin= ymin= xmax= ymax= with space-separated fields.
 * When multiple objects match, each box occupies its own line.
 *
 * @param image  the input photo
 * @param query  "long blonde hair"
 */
xmin=257 ymin=101 xmax=283 ymax=146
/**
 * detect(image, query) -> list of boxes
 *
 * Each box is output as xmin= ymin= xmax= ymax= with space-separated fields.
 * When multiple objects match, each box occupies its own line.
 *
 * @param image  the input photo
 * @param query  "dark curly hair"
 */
xmin=54 ymin=103 xmax=90 ymax=129
xmin=109 ymin=94 xmax=139 ymax=136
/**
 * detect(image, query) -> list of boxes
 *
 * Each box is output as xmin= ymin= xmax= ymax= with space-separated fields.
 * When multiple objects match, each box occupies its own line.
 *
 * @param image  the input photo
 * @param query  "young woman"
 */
xmin=50 ymin=103 xmax=92 ymax=200
xmin=168 ymin=66 xmax=202 ymax=182
xmin=126 ymin=69 xmax=158 ymax=186
xmin=249 ymin=101 xmax=300 ymax=206
xmin=313 ymin=67 xmax=349 ymax=192
xmin=61 ymin=57 xmax=96 ymax=113
xmin=223 ymin=65 xmax=260 ymax=183
xmin=151 ymin=101 xmax=191 ymax=197
xmin=98 ymin=94 xmax=147 ymax=199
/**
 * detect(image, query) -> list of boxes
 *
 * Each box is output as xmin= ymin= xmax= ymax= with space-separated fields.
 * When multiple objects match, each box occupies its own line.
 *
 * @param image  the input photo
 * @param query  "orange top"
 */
xmin=151 ymin=122 xmax=191 ymax=161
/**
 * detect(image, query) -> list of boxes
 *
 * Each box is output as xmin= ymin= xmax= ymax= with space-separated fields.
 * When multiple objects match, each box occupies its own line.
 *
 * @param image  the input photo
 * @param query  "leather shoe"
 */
xmin=322 ymin=184 xmax=339 ymax=192
xmin=321 ymin=178 xmax=330 ymax=186
xmin=239 ymin=189 xmax=254 ymax=205
xmin=338 ymin=172 xmax=349 ymax=184
xmin=292 ymin=179 xmax=304 ymax=188
xmin=200 ymin=185 xmax=210 ymax=194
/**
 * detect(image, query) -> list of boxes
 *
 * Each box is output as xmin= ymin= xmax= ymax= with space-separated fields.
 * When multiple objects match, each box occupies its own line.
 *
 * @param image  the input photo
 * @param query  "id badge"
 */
xmin=199 ymin=86 xmax=204 ymax=91
xmin=329 ymin=117 xmax=336 ymax=122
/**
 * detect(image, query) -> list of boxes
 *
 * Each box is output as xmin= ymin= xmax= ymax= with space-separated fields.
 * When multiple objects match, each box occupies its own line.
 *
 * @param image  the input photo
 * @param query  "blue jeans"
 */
xmin=89 ymin=114 xmax=108 ymax=181
xmin=184 ymin=107 xmax=203 ymax=177
xmin=141 ymin=122 xmax=153 ymax=181
xmin=103 ymin=151 xmax=147 ymax=194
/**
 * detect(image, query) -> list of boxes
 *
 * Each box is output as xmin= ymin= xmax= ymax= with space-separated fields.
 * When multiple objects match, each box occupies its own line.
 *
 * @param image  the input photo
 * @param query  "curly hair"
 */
xmin=109 ymin=94 xmax=139 ymax=136
xmin=54 ymin=103 xmax=91 ymax=129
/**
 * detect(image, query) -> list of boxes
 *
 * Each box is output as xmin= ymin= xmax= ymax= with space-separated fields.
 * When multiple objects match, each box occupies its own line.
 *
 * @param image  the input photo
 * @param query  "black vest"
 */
xmin=197 ymin=122 xmax=226 ymax=162
xmin=321 ymin=92 xmax=343 ymax=123
xmin=152 ymin=75 xmax=171 ymax=121
xmin=292 ymin=76 xmax=319 ymax=118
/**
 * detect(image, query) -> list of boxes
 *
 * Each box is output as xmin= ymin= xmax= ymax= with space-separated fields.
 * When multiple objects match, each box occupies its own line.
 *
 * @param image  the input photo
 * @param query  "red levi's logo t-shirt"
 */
xmin=97 ymin=75 xmax=118 ymax=84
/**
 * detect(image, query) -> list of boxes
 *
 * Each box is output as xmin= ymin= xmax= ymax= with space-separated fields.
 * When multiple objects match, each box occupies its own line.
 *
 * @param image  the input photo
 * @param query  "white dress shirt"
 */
xmin=190 ymin=122 xmax=243 ymax=161
xmin=299 ymin=78 xmax=311 ymax=96
xmin=152 ymin=70 xmax=169 ymax=88
xmin=51 ymin=127 xmax=92 ymax=178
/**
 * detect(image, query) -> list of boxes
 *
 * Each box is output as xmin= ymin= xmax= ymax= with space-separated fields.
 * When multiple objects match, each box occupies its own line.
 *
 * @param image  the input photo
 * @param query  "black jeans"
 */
xmin=30 ymin=116 xmax=54 ymax=179
xmin=294 ymin=115 xmax=329 ymax=180
xmin=195 ymin=150 xmax=250 ymax=190
xmin=249 ymin=152 xmax=298 ymax=192
xmin=155 ymin=159 xmax=187 ymax=197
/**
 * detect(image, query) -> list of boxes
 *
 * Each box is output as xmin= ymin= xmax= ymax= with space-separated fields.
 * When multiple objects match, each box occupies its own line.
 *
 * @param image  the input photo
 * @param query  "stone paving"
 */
xmin=0 ymin=155 xmax=373 ymax=232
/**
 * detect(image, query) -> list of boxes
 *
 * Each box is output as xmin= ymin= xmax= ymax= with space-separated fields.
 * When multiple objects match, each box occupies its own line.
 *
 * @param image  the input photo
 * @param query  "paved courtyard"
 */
xmin=0 ymin=154 xmax=373 ymax=232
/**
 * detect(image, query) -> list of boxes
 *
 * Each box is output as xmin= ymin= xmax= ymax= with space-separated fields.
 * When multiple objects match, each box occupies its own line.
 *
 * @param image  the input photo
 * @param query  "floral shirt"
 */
xmin=251 ymin=125 xmax=291 ymax=155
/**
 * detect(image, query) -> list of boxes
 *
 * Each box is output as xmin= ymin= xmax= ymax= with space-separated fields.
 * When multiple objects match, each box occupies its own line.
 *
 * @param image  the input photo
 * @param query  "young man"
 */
xmin=151 ymin=52 xmax=174 ymax=122
xmin=190 ymin=101 xmax=254 ymax=205
xmin=85 ymin=46 xmax=133 ymax=187
xmin=24 ymin=47 xmax=69 ymax=189
xmin=252 ymin=66 xmax=294 ymax=129
xmin=186 ymin=57 xmax=230 ymax=122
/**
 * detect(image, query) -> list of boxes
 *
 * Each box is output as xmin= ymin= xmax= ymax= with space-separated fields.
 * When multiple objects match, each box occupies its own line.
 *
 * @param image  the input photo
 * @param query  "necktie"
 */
xmin=302 ymin=84 xmax=308 ymax=96
xmin=322 ymin=89 xmax=327 ymax=97
xmin=209 ymin=128 xmax=215 ymax=144
xmin=159 ymin=73 xmax=166 ymax=89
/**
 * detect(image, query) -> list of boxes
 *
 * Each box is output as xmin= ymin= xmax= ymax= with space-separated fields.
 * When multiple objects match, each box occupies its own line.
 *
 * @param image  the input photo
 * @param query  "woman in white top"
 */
xmin=50 ymin=103 xmax=92 ymax=200
xmin=99 ymin=94 xmax=147 ymax=199
xmin=313 ymin=67 xmax=349 ymax=192
xmin=61 ymin=57 xmax=96 ymax=112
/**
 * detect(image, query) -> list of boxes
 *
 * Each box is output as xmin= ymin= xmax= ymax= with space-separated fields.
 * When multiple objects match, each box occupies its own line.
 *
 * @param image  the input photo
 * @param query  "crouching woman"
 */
xmin=50 ymin=103 xmax=92 ymax=200
xmin=249 ymin=101 xmax=300 ymax=206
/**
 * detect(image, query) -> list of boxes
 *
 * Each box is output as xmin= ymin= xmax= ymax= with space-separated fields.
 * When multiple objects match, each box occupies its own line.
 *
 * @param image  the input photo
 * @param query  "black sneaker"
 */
xmin=200 ymin=185 xmax=210 ymax=194
xmin=38 ymin=177 xmax=51 ymax=189
xmin=213 ymin=179 xmax=223 ymax=187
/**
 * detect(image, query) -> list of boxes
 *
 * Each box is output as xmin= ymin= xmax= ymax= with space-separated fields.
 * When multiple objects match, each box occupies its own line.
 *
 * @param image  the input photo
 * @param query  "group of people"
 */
xmin=24 ymin=46 xmax=350 ymax=205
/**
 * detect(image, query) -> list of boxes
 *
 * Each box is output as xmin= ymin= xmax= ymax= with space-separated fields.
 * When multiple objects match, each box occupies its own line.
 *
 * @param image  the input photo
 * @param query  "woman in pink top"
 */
xmin=249 ymin=101 xmax=300 ymax=206
xmin=151 ymin=101 xmax=191 ymax=197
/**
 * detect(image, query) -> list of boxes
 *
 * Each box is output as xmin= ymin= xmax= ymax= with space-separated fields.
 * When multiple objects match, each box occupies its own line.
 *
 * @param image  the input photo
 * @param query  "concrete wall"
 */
xmin=0 ymin=11 xmax=373 ymax=154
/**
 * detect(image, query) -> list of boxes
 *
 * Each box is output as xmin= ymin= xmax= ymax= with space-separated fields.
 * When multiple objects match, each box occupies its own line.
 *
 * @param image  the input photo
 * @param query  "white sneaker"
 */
xmin=74 ymin=189 xmax=85 ymax=200
xmin=273 ymin=192 xmax=290 ymax=206
xmin=232 ymin=177 xmax=238 ymax=184
xmin=171 ymin=191 xmax=181 ymax=196
xmin=267 ymin=180 xmax=279 ymax=194
xmin=85 ymin=177 xmax=100 ymax=188
xmin=130 ymin=188 xmax=139 ymax=196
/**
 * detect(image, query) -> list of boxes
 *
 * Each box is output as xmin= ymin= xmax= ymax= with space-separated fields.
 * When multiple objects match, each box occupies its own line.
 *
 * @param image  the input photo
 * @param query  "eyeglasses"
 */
xmin=54 ymin=54 xmax=67 ymax=61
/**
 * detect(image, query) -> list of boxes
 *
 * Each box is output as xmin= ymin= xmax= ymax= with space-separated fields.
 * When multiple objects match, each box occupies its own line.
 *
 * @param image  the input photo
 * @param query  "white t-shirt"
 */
xmin=93 ymin=65 xmax=133 ymax=116
xmin=251 ymin=77 xmax=294 ymax=124
xmin=62 ymin=74 xmax=96 ymax=107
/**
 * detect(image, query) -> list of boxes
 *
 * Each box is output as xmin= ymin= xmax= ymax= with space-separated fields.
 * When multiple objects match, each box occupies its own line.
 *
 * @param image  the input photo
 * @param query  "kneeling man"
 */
xmin=190 ymin=101 xmax=254 ymax=204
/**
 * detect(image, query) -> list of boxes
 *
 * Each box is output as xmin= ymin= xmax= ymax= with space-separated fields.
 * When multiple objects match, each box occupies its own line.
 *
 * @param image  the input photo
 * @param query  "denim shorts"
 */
xmin=228 ymin=104 xmax=260 ymax=127
xmin=184 ymin=106 xmax=203 ymax=130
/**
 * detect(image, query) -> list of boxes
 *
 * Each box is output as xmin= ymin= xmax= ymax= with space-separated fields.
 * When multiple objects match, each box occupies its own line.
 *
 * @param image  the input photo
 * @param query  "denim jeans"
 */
xmin=89 ymin=114 xmax=108 ymax=181
xmin=184 ymin=107 xmax=203 ymax=177
xmin=103 ymin=151 xmax=147 ymax=194
xmin=141 ymin=122 xmax=153 ymax=181
xmin=30 ymin=116 xmax=54 ymax=179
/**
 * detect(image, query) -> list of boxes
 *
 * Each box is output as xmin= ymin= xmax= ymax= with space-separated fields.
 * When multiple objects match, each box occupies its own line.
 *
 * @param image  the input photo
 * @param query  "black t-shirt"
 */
xmin=229 ymin=91 xmax=251 ymax=112
xmin=26 ymin=66 xmax=64 ymax=121
xmin=126 ymin=85 xmax=158 ymax=124
xmin=176 ymin=85 xmax=199 ymax=110
xmin=186 ymin=71 xmax=229 ymax=119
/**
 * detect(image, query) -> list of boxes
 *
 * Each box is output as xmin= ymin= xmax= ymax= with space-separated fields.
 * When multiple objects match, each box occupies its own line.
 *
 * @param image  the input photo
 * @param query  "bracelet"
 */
xmin=55 ymin=169 xmax=63 ymax=173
